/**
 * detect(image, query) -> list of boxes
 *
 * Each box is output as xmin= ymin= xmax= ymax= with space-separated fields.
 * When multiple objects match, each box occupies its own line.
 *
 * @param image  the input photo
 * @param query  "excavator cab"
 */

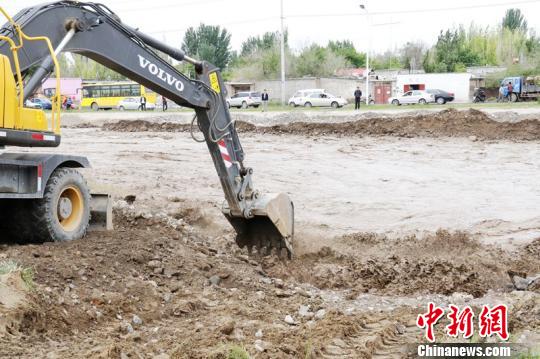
xmin=0 ymin=54 xmax=59 ymax=147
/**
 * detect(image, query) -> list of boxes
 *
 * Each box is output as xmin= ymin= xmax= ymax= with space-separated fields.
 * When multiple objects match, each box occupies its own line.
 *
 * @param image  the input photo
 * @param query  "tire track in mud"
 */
xmin=319 ymin=314 xmax=419 ymax=358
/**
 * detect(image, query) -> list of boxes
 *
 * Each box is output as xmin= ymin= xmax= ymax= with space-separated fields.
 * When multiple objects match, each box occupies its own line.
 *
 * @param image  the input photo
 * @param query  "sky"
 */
xmin=4 ymin=0 xmax=540 ymax=55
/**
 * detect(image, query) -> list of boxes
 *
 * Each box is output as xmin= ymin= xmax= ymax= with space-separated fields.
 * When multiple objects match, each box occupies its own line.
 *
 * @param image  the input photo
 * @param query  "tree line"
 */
xmin=56 ymin=8 xmax=540 ymax=82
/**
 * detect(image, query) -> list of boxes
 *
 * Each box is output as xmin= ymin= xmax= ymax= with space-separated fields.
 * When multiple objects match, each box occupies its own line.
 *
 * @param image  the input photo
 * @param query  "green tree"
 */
xmin=423 ymin=28 xmax=480 ymax=72
xmin=327 ymin=40 xmax=366 ymax=67
xmin=240 ymin=31 xmax=286 ymax=57
xmin=294 ymin=44 xmax=348 ymax=77
xmin=181 ymin=24 xmax=232 ymax=69
xmin=502 ymin=8 xmax=527 ymax=32
xmin=400 ymin=42 xmax=426 ymax=71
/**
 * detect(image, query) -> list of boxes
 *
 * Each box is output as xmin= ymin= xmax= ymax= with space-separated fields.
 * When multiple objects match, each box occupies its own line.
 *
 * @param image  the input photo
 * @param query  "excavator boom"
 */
xmin=0 ymin=1 xmax=294 ymax=257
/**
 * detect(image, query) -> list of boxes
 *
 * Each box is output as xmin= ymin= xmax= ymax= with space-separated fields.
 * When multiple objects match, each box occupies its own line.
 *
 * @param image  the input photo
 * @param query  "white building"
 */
xmin=395 ymin=73 xmax=474 ymax=103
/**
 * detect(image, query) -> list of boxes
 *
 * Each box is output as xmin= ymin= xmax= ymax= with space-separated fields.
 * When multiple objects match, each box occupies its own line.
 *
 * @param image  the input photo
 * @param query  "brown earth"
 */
xmin=1 ymin=109 xmax=539 ymax=357
xmin=101 ymin=109 xmax=540 ymax=141
xmin=0 ymin=207 xmax=538 ymax=358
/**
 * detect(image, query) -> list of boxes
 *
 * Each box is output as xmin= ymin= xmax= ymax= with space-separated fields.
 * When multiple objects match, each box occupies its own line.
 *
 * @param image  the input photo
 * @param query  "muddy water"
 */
xmin=12 ymin=127 xmax=540 ymax=252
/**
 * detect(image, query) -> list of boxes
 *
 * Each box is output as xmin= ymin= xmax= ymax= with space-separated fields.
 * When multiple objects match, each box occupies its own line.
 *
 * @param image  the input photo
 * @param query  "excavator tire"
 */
xmin=0 ymin=168 xmax=90 ymax=243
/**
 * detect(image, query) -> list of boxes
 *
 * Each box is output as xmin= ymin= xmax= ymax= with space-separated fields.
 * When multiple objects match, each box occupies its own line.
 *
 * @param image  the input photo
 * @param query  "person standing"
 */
xmin=261 ymin=89 xmax=269 ymax=112
xmin=507 ymin=81 xmax=513 ymax=101
xmin=162 ymin=96 xmax=168 ymax=111
xmin=354 ymin=86 xmax=362 ymax=110
xmin=140 ymin=94 xmax=147 ymax=111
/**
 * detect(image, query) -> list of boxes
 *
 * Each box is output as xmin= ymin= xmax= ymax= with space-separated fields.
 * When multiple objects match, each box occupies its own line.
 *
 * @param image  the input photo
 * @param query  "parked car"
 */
xmin=389 ymin=90 xmax=435 ymax=105
xmin=117 ymin=97 xmax=156 ymax=111
xmin=288 ymin=89 xmax=325 ymax=107
xmin=226 ymin=91 xmax=262 ymax=109
xmin=426 ymin=89 xmax=454 ymax=104
xmin=301 ymin=92 xmax=348 ymax=108
xmin=25 ymin=97 xmax=52 ymax=110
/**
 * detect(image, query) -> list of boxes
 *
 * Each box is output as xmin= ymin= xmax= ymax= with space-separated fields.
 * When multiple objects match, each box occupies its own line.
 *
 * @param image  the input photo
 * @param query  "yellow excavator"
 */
xmin=0 ymin=2 xmax=294 ymax=257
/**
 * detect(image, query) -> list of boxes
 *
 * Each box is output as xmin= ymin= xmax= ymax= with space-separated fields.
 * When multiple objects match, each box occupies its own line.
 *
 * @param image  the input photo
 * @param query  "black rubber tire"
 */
xmin=331 ymin=101 xmax=338 ymax=108
xmin=510 ymin=93 xmax=518 ymax=102
xmin=304 ymin=102 xmax=312 ymax=107
xmin=119 ymin=106 xmax=125 ymax=111
xmin=91 ymin=102 xmax=99 ymax=111
xmin=241 ymin=101 xmax=248 ymax=109
xmin=436 ymin=97 xmax=446 ymax=105
xmin=392 ymin=99 xmax=399 ymax=106
xmin=36 ymin=168 xmax=90 ymax=242
xmin=419 ymin=98 xmax=427 ymax=104
xmin=289 ymin=102 xmax=296 ymax=107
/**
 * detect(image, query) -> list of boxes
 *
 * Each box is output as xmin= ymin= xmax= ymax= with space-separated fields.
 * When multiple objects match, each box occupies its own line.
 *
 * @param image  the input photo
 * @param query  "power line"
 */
xmin=286 ymin=0 xmax=540 ymax=19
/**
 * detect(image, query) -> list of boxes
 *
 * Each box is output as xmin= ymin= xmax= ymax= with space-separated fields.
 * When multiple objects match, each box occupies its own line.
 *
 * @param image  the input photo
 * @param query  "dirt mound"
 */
xmin=103 ymin=119 xmax=191 ymax=132
xmin=263 ymin=230 xmax=538 ymax=298
xmin=102 ymin=109 xmax=540 ymax=140
xmin=0 ymin=214 xmax=538 ymax=357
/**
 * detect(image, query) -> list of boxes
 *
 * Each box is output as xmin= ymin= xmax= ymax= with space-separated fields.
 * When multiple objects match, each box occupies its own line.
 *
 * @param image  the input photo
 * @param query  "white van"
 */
xmin=288 ymin=89 xmax=325 ymax=107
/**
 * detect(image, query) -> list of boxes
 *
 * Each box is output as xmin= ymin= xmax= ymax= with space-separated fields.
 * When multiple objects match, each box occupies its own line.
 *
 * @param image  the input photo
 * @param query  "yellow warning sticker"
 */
xmin=209 ymin=72 xmax=221 ymax=93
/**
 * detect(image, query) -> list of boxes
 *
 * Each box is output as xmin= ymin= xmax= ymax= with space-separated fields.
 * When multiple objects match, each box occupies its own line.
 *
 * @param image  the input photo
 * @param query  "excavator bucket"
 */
xmin=225 ymin=193 xmax=294 ymax=258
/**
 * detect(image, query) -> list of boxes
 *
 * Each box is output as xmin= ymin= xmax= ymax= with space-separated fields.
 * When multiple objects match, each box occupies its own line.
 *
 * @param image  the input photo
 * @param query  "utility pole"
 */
xmin=360 ymin=4 xmax=370 ymax=106
xmin=280 ymin=0 xmax=286 ymax=105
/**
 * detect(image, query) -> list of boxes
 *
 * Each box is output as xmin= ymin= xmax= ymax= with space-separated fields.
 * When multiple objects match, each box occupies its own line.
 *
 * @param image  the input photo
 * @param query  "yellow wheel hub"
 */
xmin=56 ymin=186 xmax=83 ymax=232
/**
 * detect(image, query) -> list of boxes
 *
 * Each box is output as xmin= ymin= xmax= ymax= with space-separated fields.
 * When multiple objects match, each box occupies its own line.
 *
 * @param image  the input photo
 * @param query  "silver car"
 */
xmin=389 ymin=90 xmax=435 ymax=105
xmin=288 ymin=89 xmax=325 ymax=107
xmin=227 ymin=91 xmax=262 ymax=109
xmin=302 ymin=92 xmax=348 ymax=108
xmin=117 ymin=97 xmax=156 ymax=110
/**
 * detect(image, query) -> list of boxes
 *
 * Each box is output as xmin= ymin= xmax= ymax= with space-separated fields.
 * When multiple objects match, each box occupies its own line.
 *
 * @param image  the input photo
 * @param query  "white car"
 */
xmin=226 ymin=91 xmax=262 ymax=109
xmin=300 ymin=92 xmax=348 ymax=108
xmin=288 ymin=89 xmax=325 ymax=107
xmin=389 ymin=90 xmax=435 ymax=105
xmin=117 ymin=97 xmax=156 ymax=110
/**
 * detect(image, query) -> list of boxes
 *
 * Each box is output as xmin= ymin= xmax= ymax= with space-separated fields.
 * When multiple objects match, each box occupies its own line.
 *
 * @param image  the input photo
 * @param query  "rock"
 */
xmin=132 ymin=314 xmax=143 ymax=326
xmin=298 ymin=305 xmax=311 ymax=317
xmin=468 ymin=135 xmax=478 ymax=142
xmin=296 ymin=288 xmax=313 ymax=298
xmin=120 ymin=322 xmax=134 ymax=334
xmin=315 ymin=309 xmax=326 ymax=320
xmin=147 ymin=260 xmax=161 ymax=269
xmin=220 ymin=321 xmax=235 ymax=335
xmin=274 ymin=278 xmax=284 ymax=288
xmin=284 ymin=315 xmax=296 ymax=325
xmin=275 ymin=289 xmax=293 ymax=298
xmin=513 ymin=275 xmax=531 ymax=291
xmin=255 ymin=329 xmax=263 ymax=338
xmin=153 ymin=267 xmax=164 ymax=275
xmin=209 ymin=275 xmax=221 ymax=286
xmin=254 ymin=339 xmax=266 ymax=352
xmin=153 ymin=354 xmax=170 ymax=359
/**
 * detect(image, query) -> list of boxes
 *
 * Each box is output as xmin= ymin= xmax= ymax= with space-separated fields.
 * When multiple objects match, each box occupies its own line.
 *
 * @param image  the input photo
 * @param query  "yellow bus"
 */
xmin=80 ymin=81 xmax=157 ymax=110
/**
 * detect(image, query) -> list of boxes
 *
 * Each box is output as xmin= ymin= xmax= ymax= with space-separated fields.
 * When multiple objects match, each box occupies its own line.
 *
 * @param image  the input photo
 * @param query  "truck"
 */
xmin=0 ymin=2 xmax=294 ymax=257
xmin=502 ymin=76 xmax=540 ymax=102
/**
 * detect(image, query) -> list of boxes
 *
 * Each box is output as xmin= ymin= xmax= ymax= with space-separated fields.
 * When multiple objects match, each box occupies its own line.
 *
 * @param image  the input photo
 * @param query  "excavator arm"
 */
xmin=0 ymin=1 xmax=294 ymax=257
